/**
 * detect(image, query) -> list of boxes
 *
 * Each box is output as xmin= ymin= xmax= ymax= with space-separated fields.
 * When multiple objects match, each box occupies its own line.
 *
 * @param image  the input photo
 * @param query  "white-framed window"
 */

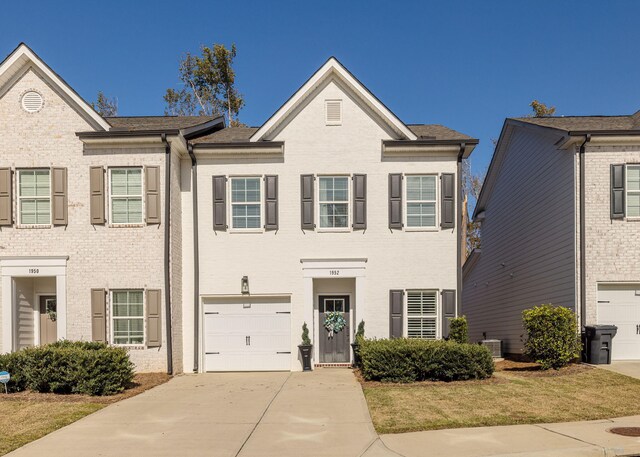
xmin=407 ymin=290 xmax=437 ymax=339
xmin=318 ymin=176 xmax=349 ymax=229
xmin=109 ymin=167 xmax=143 ymax=224
xmin=405 ymin=175 xmax=437 ymax=228
xmin=627 ymin=165 xmax=640 ymax=218
xmin=230 ymin=177 xmax=261 ymax=229
xmin=111 ymin=289 xmax=144 ymax=345
xmin=18 ymin=169 xmax=51 ymax=225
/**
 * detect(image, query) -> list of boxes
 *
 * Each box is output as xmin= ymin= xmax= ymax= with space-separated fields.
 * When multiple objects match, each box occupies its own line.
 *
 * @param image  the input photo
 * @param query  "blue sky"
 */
xmin=2 ymin=0 xmax=639 ymax=173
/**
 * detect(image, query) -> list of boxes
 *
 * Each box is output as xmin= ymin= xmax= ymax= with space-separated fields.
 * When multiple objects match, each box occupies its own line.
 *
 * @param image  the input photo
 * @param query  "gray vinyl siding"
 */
xmin=462 ymin=126 xmax=576 ymax=354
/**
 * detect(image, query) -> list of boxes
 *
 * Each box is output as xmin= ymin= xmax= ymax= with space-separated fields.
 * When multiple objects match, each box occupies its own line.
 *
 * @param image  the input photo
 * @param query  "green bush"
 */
xmin=359 ymin=338 xmax=494 ymax=383
xmin=522 ymin=304 xmax=581 ymax=370
xmin=301 ymin=322 xmax=311 ymax=346
xmin=0 ymin=340 xmax=134 ymax=395
xmin=449 ymin=316 xmax=469 ymax=344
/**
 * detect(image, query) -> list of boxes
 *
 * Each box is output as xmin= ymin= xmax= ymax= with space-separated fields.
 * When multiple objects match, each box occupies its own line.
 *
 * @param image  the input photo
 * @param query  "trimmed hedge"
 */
xmin=523 ymin=304 xmax=581 ymax=370
xmin=359 ymin=338 xmax=494 ymax=383
xmin=0 ymin=341 xmax=134 ymax=395
xmin=448 ymin=316 xmax=469 ymax=344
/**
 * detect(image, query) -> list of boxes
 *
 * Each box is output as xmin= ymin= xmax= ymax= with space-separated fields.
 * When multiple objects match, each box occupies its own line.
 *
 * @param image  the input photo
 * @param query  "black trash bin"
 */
xmin=584 ymin=325 xmax=618 ymax=364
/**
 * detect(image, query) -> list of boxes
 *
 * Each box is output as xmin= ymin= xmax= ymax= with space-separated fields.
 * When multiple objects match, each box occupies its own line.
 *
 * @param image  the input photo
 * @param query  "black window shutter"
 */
xmin=301 ymin=174 xmax=315 ymax=230
xmin=352 ymin=174 xmax=367 ymax=230
xmin=441 ymin=173 xmax=455 ymax=229
xmin=389 ymin=289 xmax=404 ymax=338
xmin=441 ymin=290 xmax=456 ymax=339
xmin=611 ymin=164 xmax=625 ymax=219
xmin=264 ymin=175 xmax=278 ymax=230
xmin=388 ymin=174 xmax=403 ymax=229
xmin=212 ymin=175 xmax=227 ymax=230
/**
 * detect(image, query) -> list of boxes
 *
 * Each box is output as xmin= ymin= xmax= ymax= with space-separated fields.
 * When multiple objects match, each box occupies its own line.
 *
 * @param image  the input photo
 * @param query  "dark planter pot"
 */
xmin=351 ymin=342 xmax=361 ymax=368
xmin=298 ymin=344 xmax=313 ymax=371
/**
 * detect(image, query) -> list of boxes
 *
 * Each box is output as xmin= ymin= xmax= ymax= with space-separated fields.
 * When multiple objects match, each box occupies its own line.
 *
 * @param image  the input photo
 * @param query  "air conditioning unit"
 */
xmin=481 ymin=339 xmax=503 ymax=358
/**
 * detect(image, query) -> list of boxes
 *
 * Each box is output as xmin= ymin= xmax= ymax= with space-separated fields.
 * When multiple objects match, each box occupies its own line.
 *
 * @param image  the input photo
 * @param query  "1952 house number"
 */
xmin=28 ymin=268 xmax=39 ymax=274
xmin=329 ymin=270 xmax=340 ymax=276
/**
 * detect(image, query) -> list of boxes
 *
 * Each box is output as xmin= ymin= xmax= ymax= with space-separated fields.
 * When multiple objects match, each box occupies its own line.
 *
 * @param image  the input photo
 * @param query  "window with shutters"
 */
xmin=319 ymin=176 xmax=349 ymax=229
xmin=230 ymin=177 xmax=262 ymax=229
xmin=627 ymin=165 xmax=640 ymax=218
xmin=109 ymin=168 xmax=143 ymax=224
xmin=111 ymin=289 xmax=144 ymax=345
xmin=405 ymin=175 xmax=437 ymax=229
xmin=407 ymin=290 xmax=438 ymax=339
xmin=18 ymin=169 xmax=51 ymax=225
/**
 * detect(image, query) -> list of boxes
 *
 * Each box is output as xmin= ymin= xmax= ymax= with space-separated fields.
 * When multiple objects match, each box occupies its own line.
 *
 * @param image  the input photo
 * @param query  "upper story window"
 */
xmin=231 ymin=177 xmax=261 ymax=229
xmin=407 ymin=290 xmax=437 ymax=339
xmin=110 ymin=168 xmax=143 ymax=224
xmin=111 ymin=289 xmax=144 ymax=345
xmin=627 ymin=165 xmax=640 ymax=218
xmin=405 ymin=175 xmax=437 ymax=228
xmin=18 ymin=169 xmax=51 ymax=225
xmin=319 ymin=176 xmax=349 ymax=229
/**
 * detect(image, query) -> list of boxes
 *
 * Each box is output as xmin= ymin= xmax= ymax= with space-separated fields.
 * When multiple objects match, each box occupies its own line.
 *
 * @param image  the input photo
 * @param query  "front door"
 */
xmin=39 ymin=296 xmax=57 ymax=345
xmin=319 ymin=296 xmax=350 ymax=363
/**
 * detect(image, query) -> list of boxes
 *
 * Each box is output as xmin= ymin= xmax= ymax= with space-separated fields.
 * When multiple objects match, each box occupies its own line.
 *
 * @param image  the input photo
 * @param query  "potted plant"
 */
xmin=298 ymin=322 xmax=313 ymax=371
xmin=351 ymin=320 xmax=365 ymax=368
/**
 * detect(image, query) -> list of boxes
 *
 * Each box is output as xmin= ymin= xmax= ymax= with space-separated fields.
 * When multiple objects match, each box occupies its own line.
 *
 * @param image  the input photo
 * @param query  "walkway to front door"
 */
xmin=319 ymin=296 xmax=350 ymax=363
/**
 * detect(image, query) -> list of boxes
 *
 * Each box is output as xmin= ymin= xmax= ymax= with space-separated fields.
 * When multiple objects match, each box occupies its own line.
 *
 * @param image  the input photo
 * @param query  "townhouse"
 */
xmin=463 ymin=114 xmax=640 ymax=361
xmin=0 ymin=43 xmax=476 ymax=372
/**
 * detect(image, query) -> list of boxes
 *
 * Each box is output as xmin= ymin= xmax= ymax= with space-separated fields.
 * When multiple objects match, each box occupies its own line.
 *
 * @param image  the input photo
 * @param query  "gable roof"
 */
xmin=194 ymin=124 xmax=473 ymax=146
xmin=106 ymin=116 xmax=216 ymax=132
xmin=513 ymin=110 xmax=640 ymax=133
xmin=0 ymin=43 xmax=111 ymax=131
xmin=250 ymin=57 xmax=418 ymax=142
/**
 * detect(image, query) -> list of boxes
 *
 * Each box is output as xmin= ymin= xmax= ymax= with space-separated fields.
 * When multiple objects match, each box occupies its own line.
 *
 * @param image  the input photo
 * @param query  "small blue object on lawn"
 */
xmin=0 ymin=371 xmax=10 ymax=394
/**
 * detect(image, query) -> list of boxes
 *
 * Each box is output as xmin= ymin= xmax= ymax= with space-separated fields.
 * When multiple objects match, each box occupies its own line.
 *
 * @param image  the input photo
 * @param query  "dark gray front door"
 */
xmin=319 ymin=296 xmax=350 ymax=363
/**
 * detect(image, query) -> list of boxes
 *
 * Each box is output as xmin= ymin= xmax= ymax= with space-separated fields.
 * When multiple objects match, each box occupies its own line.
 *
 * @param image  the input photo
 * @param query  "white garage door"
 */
xmin=203 ymin=300 xmax=291 ymax=371
xmin=597 ymin=284 xmax=640 ymax=360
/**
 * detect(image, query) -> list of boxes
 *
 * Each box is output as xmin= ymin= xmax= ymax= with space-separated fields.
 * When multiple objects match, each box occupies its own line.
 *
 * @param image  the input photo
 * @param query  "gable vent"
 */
xmin=21 ymin=91 xmax=44 ymax=113
xmin=325 ymin=99 xmax=342 ymax=125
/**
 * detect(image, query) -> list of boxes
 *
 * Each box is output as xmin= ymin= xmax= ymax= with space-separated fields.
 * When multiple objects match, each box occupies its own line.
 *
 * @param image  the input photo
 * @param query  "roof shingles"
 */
xmin=106 ymin=116 xmax=215 ymax=131
xmin=514 ymin=110 xmax=640 ymax=132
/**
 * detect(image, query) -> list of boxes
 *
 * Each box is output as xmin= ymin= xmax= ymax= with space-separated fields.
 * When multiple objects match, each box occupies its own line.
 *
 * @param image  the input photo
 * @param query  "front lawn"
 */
xmin=361 ymin=361 xmax=640 ymax=434
xmin=0 ymin=373 xmax=170 ymax=455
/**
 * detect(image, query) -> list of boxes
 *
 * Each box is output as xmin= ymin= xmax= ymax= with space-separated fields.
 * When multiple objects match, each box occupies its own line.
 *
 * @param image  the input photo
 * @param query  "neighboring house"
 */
xmin=463 ymin=113 xmax=640 ymax=361
xmin=0 ymin=43 xmax=224 ymax=373
xmin=181 ymin=57 xmax=477 ymax=372
xmin=0 ymin=43 xmax=477 ymax=373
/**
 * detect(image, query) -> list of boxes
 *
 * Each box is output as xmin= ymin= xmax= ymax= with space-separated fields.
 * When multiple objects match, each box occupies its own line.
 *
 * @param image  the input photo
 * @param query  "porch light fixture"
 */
xmin=241 ymin=276 xmax=250 ymax=295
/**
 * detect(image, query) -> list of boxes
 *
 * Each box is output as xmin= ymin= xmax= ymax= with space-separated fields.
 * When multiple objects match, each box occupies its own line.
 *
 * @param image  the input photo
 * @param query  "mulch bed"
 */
xmin=0 ymin=372 xmax=171 ymax=404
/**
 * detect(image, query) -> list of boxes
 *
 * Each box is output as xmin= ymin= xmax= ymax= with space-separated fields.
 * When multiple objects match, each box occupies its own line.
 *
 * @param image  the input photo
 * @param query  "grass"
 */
xmin=0 ymin=373 xmax=170 ymax=455
xmin=361 ymin=361 xmax=640 ymax=434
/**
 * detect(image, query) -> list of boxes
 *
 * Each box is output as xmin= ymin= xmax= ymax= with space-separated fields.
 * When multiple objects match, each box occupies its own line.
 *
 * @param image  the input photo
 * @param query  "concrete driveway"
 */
xmin=7 ymin=369 xmax=387 ymax=457
xmin=597 ymin=360 xmax=640 ymax=380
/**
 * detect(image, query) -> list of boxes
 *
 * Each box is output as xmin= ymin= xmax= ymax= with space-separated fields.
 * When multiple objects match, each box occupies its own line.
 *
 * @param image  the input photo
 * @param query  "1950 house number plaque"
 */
xmin=329 ymin=270 xmax=340 ymax=276
xmin=28 ymin=268 xmax=40 ymax=274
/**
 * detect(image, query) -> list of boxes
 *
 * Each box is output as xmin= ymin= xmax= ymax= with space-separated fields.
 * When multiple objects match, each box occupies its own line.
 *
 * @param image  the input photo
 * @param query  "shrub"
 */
xmin=522 ymin=304 xmax=581 ymax=370
xmin=301 ymin=322 xmax=311 ymax=346
xmin=449 ymin=316 xmax=469 ymax=344
xmin=355 ymin=320 xmax=365 ymax=340
xmin=0 ymin=340 xmax=134 ymax=395
xmin=359 ymin=338 xmax=494 ymax=383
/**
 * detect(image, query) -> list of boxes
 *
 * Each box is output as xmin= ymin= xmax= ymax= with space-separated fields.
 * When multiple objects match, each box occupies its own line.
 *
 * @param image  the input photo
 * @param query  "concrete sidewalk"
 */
xmin=374 ymin=416 xmax=640 ymax=457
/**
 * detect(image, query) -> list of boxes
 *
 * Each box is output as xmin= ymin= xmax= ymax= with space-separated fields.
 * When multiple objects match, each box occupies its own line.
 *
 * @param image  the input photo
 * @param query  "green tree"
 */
xmin=91 ymin=91 xmax=118 ymax=116
xmin=529 ymin=100 xmax=556 ymax=117
xmin=164 ymin=44 xmax=244 ymax=125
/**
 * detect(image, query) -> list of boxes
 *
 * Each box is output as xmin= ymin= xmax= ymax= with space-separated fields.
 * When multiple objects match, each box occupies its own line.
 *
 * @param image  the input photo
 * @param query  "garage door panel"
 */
xmin=598 ymin=285 xmax=640 ymax=361
xmin=203 ymin=300 xmax=291 ymax=372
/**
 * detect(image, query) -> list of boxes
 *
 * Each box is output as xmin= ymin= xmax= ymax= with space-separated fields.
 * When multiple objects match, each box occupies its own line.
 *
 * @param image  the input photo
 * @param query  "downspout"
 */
xmin=161 ymin=134 xmax=173 ymax=375
xmin=578 ymin=134 xmax=591 ymax=329
xmin=457 ymin=143 xmax=465 ymax=317
xmin=188 ymin=144 xmax=200 ymax=372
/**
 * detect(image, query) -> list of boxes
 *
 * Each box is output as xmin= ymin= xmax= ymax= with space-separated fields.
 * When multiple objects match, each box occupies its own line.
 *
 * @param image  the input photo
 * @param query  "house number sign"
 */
xmin=329 ymin=270 xmax=340 ymax=276
xmin=27 ymin=268 xmax=40 ymax=274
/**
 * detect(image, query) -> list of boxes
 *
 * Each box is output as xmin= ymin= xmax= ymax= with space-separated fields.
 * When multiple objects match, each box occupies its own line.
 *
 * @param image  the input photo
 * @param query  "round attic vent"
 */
xmin=21 ymin=91 xmax=44 ymax=113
